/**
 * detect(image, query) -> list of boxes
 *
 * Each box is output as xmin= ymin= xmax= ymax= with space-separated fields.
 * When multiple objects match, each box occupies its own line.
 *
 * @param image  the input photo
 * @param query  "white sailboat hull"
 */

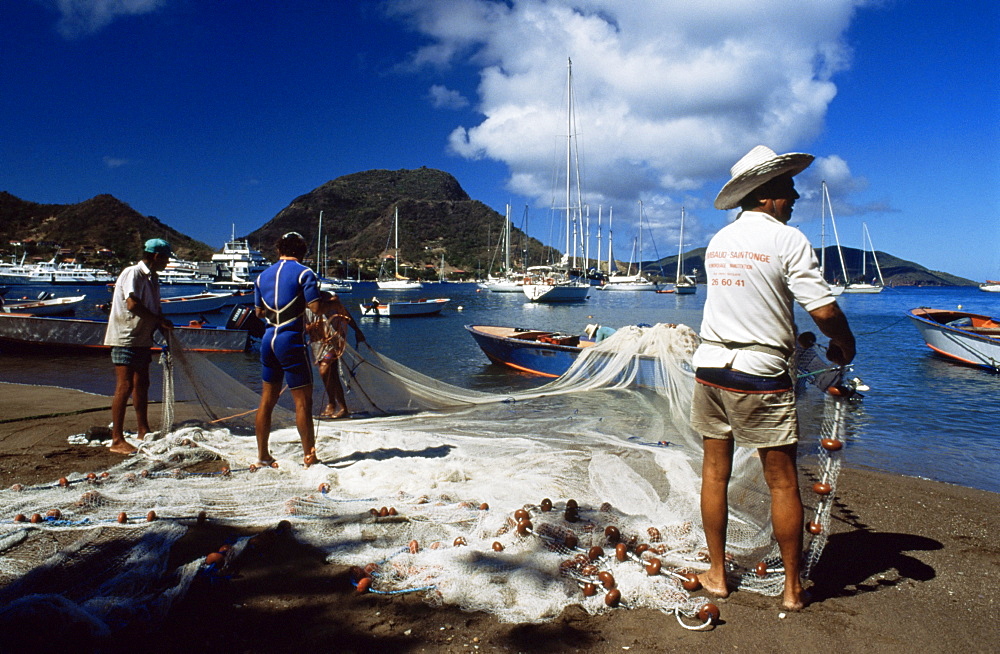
xmin=522 ymin=282 xmax=590 ymax=302
xmin=377 ymin=279 xmax=424 ymax=290
xmin=843 ymin=283 xmax=883 ymax=294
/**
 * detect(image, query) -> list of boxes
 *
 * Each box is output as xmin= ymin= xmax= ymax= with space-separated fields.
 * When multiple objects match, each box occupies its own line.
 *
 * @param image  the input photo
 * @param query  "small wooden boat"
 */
xmin=359 ymin=297 xmax=449 ymax=317
xmin=908 ymin=308 xmax=1000 ymax=372
xmin=159 ymin=291 xmax=243 ymax=315
xmin=465 ymin=325 xmax=597 ymax=377
xmin=1 ymin=294 xmax=86 ymax=316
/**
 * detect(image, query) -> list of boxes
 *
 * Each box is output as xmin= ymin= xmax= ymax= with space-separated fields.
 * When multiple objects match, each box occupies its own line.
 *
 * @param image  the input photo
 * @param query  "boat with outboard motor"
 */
xmin=0 ymin=305 xmax=263 ymax=353
xmin=1 ymin=293 xmax=87 ymax=316
xmin=359 ymin=297 xmax=449 ymax=317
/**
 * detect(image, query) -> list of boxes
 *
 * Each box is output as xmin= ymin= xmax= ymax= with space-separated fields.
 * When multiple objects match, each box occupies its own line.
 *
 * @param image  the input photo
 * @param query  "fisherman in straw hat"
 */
xmin=690 ymin=146 xmax=856 ymax=611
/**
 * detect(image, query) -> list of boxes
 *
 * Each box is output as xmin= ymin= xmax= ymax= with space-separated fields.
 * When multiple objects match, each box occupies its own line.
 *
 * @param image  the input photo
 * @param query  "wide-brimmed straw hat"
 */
xmin=714 ymin=145 xmax=814 ymax=210
xmin=584 ymin=324 xmax=599 ymax=338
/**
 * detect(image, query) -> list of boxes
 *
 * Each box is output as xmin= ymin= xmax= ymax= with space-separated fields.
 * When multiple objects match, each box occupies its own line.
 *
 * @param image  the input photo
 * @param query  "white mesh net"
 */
xmin=0 ymin=323 xmax=855 ymax=633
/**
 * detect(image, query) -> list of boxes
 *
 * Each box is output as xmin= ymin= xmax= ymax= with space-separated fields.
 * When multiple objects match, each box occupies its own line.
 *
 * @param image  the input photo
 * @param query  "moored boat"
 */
xmin=158 ymin=291 xmax=245 ymax=315
xmin=359 ymin=297 xmax=449 ymax=317
xmin=0 ymin=311 xmax=256 ymax=353
xmin=1 ymin=294 xmax=87 ymax=316
xmin=908 ymin=307 xmax=1000 ymax=372
xmin=979 ymin=280 xmax=1000 ymax=293
xmin=521 ymin=266 xmax=590 ymax=302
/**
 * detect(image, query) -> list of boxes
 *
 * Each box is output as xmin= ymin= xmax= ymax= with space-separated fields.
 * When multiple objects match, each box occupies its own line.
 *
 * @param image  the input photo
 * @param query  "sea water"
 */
xmin=0 ymin=282 xmax=997 ymax=493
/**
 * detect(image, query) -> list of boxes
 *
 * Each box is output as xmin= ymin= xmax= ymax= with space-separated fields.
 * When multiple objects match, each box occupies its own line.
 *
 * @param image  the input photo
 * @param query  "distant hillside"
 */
xmin=645 ymin=245 xmax=975 ymax=287
xmin=0 ymin=191 xmax=214 ymax=268
xmin=245 ymin=168 xmax=556 ymax=279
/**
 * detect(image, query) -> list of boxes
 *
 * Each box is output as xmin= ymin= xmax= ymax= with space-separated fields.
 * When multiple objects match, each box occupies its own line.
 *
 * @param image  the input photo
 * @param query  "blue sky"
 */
xmin=2 ymin=1 xmax=997 ymax=281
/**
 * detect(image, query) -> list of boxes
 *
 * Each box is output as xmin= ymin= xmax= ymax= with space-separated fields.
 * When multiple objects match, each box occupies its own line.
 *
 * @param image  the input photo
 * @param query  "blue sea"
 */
xmin=1 ymin=282 xmax=997 ymax=494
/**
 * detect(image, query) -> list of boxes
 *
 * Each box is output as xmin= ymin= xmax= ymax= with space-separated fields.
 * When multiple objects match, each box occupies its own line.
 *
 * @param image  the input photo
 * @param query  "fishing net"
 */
xmin=0 ymin=322 xmax=856 ymax=635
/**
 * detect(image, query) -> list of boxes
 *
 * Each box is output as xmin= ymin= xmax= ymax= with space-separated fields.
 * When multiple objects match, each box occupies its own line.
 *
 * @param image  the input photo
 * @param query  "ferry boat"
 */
xmin=211 ymin=234 xmax=269 ymax=281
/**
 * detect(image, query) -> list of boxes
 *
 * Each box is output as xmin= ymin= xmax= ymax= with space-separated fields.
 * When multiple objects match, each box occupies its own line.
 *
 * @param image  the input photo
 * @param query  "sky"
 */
xmin=2 ymin=0 xmax=998 ymax=281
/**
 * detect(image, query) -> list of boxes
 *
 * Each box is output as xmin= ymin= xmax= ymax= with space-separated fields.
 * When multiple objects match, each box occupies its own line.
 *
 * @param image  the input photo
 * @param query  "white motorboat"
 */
xmin=522 ymin=266 xmax=590 ymax=302
xmin=159 ymin=291 xmax=244 ymax=315
xmin=978 ymin=280 xmax=1000 ymax=293
xmin=211 ymin=227 xmax=270 ymax=281
xmin=359 ymin=297 xmax=449 ymax=317
xmin=2 ymin=293 xmax=87 ymax=316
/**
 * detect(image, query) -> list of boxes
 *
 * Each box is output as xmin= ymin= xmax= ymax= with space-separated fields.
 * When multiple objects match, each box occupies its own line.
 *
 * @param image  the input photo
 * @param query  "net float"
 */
xmin=516 ymin=518 xmax=533 ymax=535
xmin=647 ymin=527 xmax=661 ymax=542
xmin=453 ymin=536 xmax=467 ymax=547
xmin=615 ymin=543 xmax=628 ymax=562
xmin=820 ymin=438 xmax=843 ymax=451
xmin=10 ymin=484 xmax=23 ymax=492
xmin=808 ymin=522 xmax=823 ymax=534
xmin=430 ymin=542 xmax=443 ymax=550
xmin=635 ymin=543 xmax=650 ymax=556
xmin=388 ymin=507 xmax=398 ymax=516
xmin=248 ymin=464 xmax=259 ymax=472
xmin=318 ymin=483 xmax=331 ymax=493
xmin=540 ymin=498 xmax=553 ymax=512
xmin=604 ymin=525 xmax=621 ymax=543
xmin=564 ymin=508 xmax=579 ymax=523
xmin=645 ymin=557 xmax=661 ymax=576
xmin=46 ymin=509 xmax=61 ymax=519
xmin=597 ymin=571 xmax=616 ymax=590
xmin=218 ymin=544 xmax=232 ymax=553
xmin=220 ymin=468 xmax=231 ymax=477
xmin=364 ymin=563 xmax=379 ymax=575
xmin=479 ymin=503 xmax=489 ymax=511
xmin=58 ymin=477 xmax=69 ymax=488
xmin=582 ymin=582 xmax=597 ymax=597
xmin=492 ymin=541 xmax=504 ymax=552
xmin=681 ymin=572 xmax=701 ymax=591
xmin=146 ymin=511 xmax=157 ymax=522
xmin=356 ymin=576 xmax=372 ymax=593
xmin=349 ymin=566 xmax=367 ymax=581
xmin=812 ymin=482 xmax=832 ymax=495
xmin=197 ymin=510 xmax=207 ymax=525
xmin=117 ymin=512 xmax=128 ymax=524
xmin=604 ymin=588 xmax=621 ymax=607
xmin=86 ymin=472 xmax=97 ymax=481
xmin=140 ymin=470 xmax=150 ymax=478
xmin=755 ymin=561 xmax=769 ymax=577
xmin=14 ymin=514 xmax=25 ymax=522
xmin=408 ymin=539 xmax=419 ymax=554
xmin=101 ymin=471 xmax=110 ymax=479
xmin=205 ymin=552 xmax=225 ymax=566
xmin=697 ymin=603 xmax=721 ymax=623
xmin=378 ymin=506 xmax=389 ymax=517
xmin=369 ymin=508 xmax=380 ymax=517
xmin=581 ymin=564 xmax=598 ymax=576
xmin=587 ymin=545 xmax=604 ymax=561
xmin=514 ymin=508 xmax=530 ymax=521
xmin=565 ymin=499 xmax=578 ymax=510
xmin=564 ymin=533 xmax=579 ymax=549
xmin=30 ymin=513 xmax=42 ymax=523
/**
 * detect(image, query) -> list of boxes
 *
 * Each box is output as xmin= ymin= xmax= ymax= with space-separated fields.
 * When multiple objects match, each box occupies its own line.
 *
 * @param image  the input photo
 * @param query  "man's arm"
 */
xmin=807 ymin=302 xmax=855 ymax=365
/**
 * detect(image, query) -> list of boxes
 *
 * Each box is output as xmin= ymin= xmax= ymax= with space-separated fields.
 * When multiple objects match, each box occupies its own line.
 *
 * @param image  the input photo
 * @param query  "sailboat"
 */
xmin=377 ymin=207 xmax=423 ymax=290
xmin=819 ymin=182 xmax=846 ymax=296
xmin=673 ymin=206 xmax=696 ymax=294
xmin=600 ymin=201 xmax=659 ymax=291
xmin=843 ymin=222 xmax=884 ymax=294
xmin=522 ymin=58 xmax=591 ymax=303
xmin=316 ymin=210 xmax=352 ymax=293
xmin=480 ymin=204 xmax=525 ymax=293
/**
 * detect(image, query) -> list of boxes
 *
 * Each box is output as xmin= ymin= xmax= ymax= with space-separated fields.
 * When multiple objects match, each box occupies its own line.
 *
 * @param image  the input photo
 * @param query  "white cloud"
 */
xmin=102 ymin=155 xmax=129 ymax=168
xmin=428 ymin=84 xmax=470 ymax=110
xmin=388 ymin=0 xmax=870 ymax=248
xmin=45 ymin=0 xmax=167 ymax=38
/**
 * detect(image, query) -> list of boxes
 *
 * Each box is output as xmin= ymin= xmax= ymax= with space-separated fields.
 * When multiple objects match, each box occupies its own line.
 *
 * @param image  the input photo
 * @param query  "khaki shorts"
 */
xmin=690 ymin=380 xmax=798 ymax=449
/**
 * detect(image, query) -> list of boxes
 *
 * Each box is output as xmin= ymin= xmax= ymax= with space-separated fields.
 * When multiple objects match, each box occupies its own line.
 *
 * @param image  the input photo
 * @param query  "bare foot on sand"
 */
xmin=109 ymin=440 xmax=138 ymax=455
xmin=782 ymin=589 xmax=810 ymax=611
xmin=697 ymin=571 xmax=729 ymax=598
xmin=303 ymin=448 xmax=320 ymax=468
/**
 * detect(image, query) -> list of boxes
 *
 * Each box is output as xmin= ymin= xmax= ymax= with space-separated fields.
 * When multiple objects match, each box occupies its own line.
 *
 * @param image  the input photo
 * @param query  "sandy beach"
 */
xmin=0 ymin=381 xmax=997 ymax=653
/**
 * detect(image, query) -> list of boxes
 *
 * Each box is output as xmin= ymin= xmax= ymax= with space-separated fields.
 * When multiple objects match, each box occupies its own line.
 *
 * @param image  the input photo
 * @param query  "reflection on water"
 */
xmin=0 ymin=283 xmax=997 ymax=492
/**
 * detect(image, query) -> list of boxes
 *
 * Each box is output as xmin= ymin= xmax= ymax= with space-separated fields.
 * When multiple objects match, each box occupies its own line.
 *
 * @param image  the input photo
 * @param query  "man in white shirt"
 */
xmin=103 ymin=239 xmax=174 ymax=454
xmin=692 ymin=146 xmax=855 ymax=611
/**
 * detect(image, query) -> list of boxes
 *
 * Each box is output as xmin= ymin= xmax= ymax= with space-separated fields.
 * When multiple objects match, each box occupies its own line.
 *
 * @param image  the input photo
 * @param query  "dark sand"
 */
xmin=1 ymin=382 xmax=997 ymax=653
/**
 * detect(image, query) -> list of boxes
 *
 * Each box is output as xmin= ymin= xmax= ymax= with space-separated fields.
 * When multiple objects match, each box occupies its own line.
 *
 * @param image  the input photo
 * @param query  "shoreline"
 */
xmin=1 ymin=382 xmax=997 ymax=653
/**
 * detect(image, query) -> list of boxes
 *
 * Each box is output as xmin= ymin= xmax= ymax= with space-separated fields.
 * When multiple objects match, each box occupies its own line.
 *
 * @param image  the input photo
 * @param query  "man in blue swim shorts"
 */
xmin=691 ymin=146 xmax=856 ymax=611
xmin=254 ymin=232 xmax=322 ymax=467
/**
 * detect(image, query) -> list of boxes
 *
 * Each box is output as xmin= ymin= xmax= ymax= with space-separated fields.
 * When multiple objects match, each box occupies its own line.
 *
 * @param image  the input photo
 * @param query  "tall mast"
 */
xmin=824 ymin=182 xmax=849 ymax=284
xmin=676 ymin=207 xmax=685 ymax=283
xmin=394 ymin=207 xmax=400 ymax=279
xmin=565 ymin=58 xmax=573 ymax=264
xmin=504 ymin=204 xmax=511 ymax=274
